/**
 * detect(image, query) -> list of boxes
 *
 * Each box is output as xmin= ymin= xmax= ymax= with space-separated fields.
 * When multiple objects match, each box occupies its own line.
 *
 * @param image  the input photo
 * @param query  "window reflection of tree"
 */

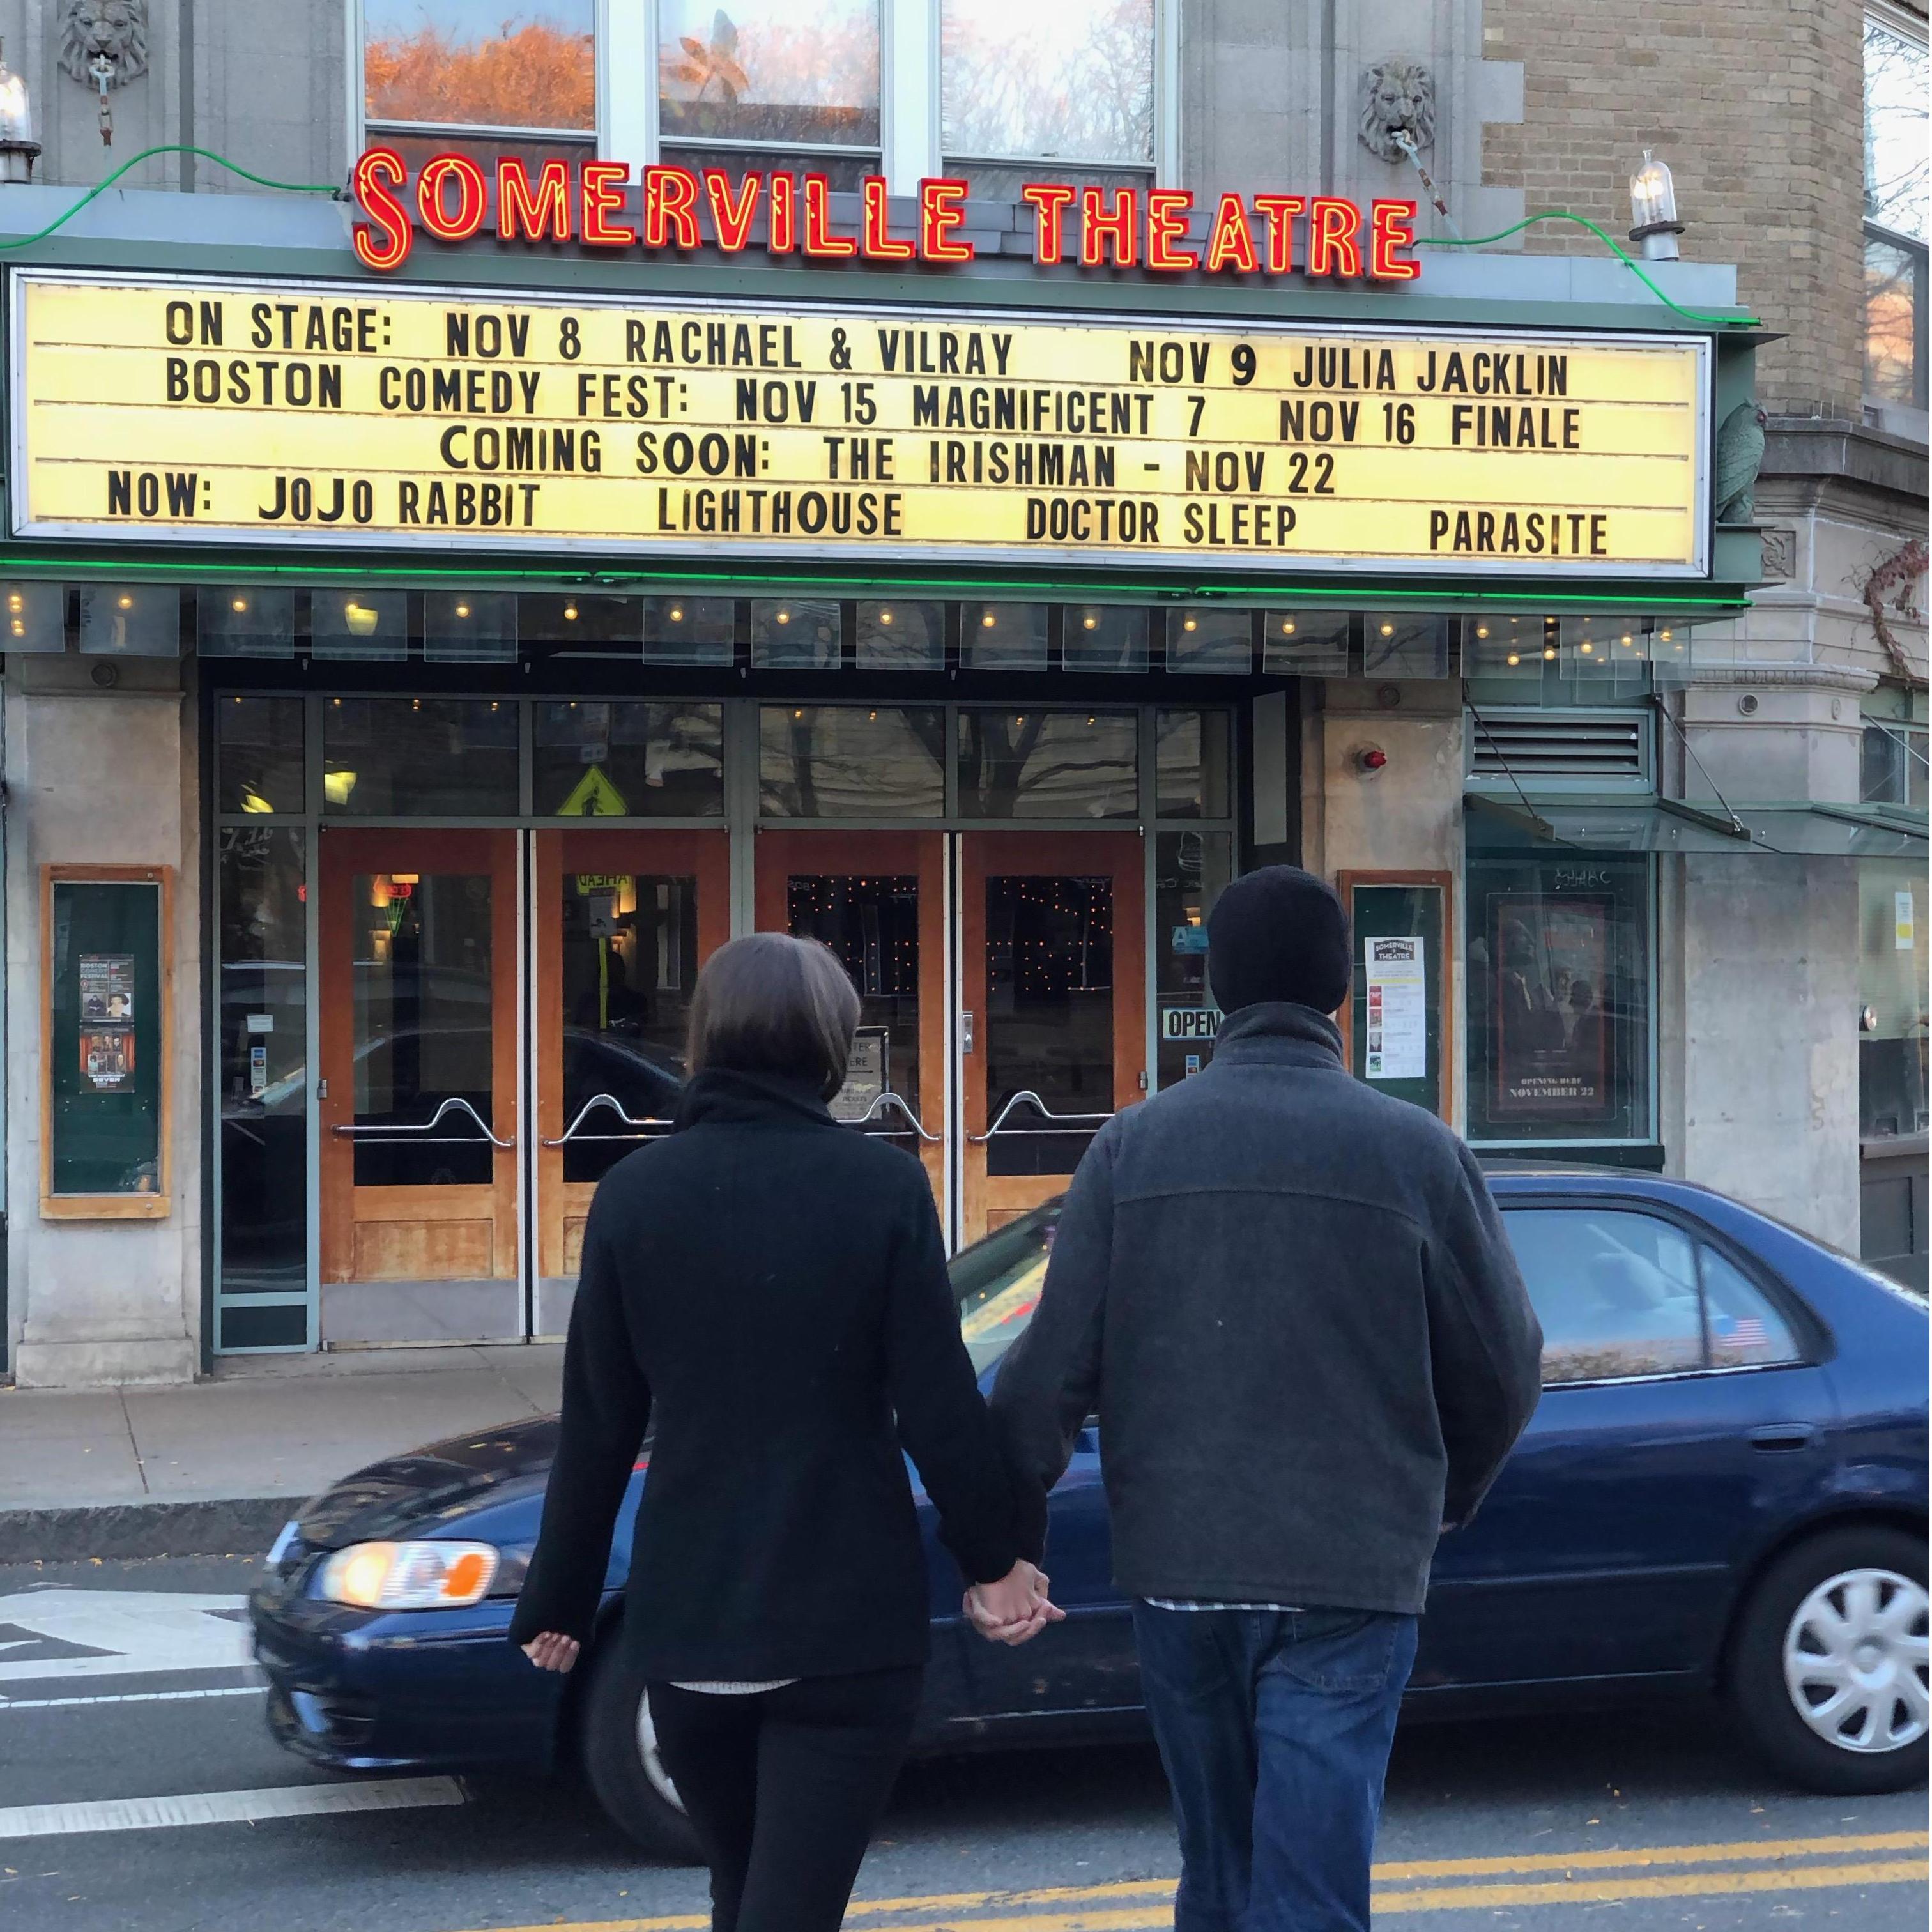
xmin=958 ymin=712 xmax=1135 ymax=818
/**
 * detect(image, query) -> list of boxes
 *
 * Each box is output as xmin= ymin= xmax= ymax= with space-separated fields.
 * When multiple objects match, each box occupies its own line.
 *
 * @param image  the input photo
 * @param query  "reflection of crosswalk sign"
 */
xmin=556 ymin=765 xmax=629 ymax=816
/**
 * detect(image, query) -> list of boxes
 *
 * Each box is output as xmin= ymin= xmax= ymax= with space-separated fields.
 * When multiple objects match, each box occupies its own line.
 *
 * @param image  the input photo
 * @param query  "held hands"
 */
xmin=521 ymin=1632 xmax=581 ymax=1673
xmin=963 ymin=1559 xmax=1065 ymax=1647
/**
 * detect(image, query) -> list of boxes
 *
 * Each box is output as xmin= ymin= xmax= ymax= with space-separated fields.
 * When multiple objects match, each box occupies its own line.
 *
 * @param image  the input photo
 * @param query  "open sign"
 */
xmin=1162 ymin=1006 xmax=1222 ymax=1041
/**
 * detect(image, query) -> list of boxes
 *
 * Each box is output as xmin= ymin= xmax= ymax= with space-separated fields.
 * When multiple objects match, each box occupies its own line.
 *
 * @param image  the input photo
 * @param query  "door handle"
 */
xmin=1747 ymin=1424 xmax=1816 ymax=1453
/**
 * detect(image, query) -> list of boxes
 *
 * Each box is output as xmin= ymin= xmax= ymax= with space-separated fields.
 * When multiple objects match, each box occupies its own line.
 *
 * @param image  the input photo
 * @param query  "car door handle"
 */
xmin=1748 ymin=1424 xmax=1817 ymax=1452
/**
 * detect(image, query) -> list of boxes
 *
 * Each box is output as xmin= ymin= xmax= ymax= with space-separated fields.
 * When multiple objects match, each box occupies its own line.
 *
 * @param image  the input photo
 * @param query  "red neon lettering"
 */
xmin=496 ymin=158 xmax=572 ymax=243
xmin=703 ymin=169 xmax=762 ymax=252
xmin=1203 ymin=192 xmax=1259 ymax=274
xmin=1145 ymin=189 xmax=1198 ymax=271
xmin=1368 ymin=199 xmax=1420 ymax=280
xmin=643 ymin=166 xmax=702 ymax=249
xmin=1307 ymin=197 xmax=1364 ymax=277
xmin=1080 ymin=186 xmax=1138 ymax=268
xmin=1020 ymin=183 xmax=1077 ymax=264
xmin=802 ymin=175 xmax=858 ymax=257
xmin=767 ymin=172 xmax=797 ymax=254
xmin=920 ymin=179 xmax=974 ymax=262
xmin=580 ymin=162 xmax=636 ymax=246
xmin=862 ymin=176 xmax=916 ymax=259
xmin=416 ymin=151 xmax=487 ymax=242
xmin=351 ymin=147 xmax=412 ymax=271
xmin=1251 ymin=194 xmax=1305 ymax=274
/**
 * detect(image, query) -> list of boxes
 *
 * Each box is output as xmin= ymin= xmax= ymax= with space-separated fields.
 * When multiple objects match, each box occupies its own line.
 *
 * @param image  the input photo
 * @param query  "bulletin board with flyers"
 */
xmin=1337 ymin=870 xmax=1452 ymax=1124
xmin=42 ymin=865 xmax=172 ymax=1217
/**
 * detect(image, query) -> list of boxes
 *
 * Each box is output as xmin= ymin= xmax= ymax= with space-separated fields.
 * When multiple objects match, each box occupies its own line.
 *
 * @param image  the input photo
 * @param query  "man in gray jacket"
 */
xmin=985 ymin=866 xmax=1542 ymax=1932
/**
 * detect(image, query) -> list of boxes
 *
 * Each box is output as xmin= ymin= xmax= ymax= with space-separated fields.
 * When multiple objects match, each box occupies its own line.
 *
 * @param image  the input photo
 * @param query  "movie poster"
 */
xmin=80 ymin=1028 xmax=135 ymax=1091
xmin=79 ymin=953 xmax=135 ymax=1023
xmin=1489 ymin=895 xmax=1611 ymax=1119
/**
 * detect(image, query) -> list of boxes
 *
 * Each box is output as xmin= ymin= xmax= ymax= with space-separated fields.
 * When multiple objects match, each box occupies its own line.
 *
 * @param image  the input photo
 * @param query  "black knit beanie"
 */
xmin=1208 ymin=866 xmax=1352 ymax=1017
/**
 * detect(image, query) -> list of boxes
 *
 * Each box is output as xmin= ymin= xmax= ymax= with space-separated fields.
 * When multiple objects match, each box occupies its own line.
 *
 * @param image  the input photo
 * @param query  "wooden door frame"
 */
xmin=533 ymin=827 xmax=732 ymax=1284
xmin=755 ymin=828 xmax=949 ymax=1211
xmin=318 ymin=827 xmax=521 ymax=1288
xmin=958 ymin=829 xmax=1146 ymax=1241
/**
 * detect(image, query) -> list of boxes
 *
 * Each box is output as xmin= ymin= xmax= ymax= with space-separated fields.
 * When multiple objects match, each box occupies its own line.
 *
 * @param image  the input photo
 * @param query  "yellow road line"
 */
xmin=458 ymin=1830 xmax=1931 ymax=1932
xmin=1374 ymin=1856 xmax=1928 ymax=1915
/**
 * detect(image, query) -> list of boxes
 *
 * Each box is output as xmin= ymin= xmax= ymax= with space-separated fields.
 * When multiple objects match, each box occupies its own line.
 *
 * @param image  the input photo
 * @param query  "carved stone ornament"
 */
xmin=1358 ymin=61 xmax=1437 ymax=162
xmin=1759 ymin=527 xmax=1797 ymax=584
xmin=57 ymin=0 xmax=150 ymax=89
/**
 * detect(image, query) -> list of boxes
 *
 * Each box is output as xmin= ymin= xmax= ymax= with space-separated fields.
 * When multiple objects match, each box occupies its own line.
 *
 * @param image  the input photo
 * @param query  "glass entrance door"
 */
xmin=756 ymin=831 xmax=950 ymax=1213
xmin=959 ymin=832 xmax=1146 ymax=1244
xmin=531 ymin=829 xmax=730 ymax=1334
xmin=318 ymin=828 xmax=521 ymax=1344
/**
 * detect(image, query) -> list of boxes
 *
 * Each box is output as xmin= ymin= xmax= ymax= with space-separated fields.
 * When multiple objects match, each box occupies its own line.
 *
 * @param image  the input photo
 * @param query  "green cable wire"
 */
xmin=1418 ymin=211 xmax=1763 ymax=329
xmin=0 ymin=145 xmax=336 ymax=251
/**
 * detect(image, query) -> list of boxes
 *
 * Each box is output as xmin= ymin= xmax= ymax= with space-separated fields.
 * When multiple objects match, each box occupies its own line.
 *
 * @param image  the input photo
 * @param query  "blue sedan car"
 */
xmin=249 ymin=1168 xmax=1929 ymax=1857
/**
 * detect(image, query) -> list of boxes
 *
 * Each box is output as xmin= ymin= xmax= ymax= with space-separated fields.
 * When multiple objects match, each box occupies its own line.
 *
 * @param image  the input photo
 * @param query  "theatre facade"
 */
xmin=0 ymin=163 xmax=1904 ymax=1386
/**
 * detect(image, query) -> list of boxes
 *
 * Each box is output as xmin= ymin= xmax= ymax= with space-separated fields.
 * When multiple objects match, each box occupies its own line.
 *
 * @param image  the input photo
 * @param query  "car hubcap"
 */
xmin=1782 ymin=1567 xmax=1931 ymax=1754
xmin=634 ymin=1690 xmax=688 ymax=1813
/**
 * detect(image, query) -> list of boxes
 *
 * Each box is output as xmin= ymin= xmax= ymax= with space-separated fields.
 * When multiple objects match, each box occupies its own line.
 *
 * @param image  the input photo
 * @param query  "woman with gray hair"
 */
xmin=510 ymin=931 xmax=1057 ymax=1932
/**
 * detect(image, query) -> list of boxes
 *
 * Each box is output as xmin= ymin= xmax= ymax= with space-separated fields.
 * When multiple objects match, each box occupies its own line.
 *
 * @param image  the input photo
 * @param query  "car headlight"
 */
xmin=314 ymin=1540 xmax=500 ymax=1610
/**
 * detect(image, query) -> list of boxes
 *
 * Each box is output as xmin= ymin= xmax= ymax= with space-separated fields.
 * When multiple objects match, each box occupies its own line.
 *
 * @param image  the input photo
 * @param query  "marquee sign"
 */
xmin=9 ymin=270 xmax=1712 ymax=576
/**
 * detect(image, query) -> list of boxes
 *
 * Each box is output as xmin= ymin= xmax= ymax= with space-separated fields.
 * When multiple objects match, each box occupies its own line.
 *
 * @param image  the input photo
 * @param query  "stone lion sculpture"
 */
xmin=57 ymin=0 xmax=150 ymax=89
xmin=1358 ymin=59 xmax=1436 ymax=162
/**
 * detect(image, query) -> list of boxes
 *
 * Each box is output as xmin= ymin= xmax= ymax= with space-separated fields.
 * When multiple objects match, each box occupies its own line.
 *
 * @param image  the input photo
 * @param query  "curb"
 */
xmin=0 ymin=1497 xmax=296 ymax=1563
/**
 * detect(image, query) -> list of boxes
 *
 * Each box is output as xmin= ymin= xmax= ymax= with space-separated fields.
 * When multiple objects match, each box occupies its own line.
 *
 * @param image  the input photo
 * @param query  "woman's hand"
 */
xmin=963 ymin=1560 xmax=1064 ymax=1646
xmin=521 ymin=1632 xmax=581 ymax=1673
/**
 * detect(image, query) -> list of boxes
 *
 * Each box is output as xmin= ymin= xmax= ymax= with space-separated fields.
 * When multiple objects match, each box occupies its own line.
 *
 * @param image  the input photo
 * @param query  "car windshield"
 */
xmin=952 ymin=1200 xmax=1061 ymax=1373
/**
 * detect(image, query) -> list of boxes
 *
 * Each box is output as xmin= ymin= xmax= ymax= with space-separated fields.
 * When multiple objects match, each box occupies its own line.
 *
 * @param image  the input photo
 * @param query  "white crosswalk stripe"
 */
xmin=0 ymin=1776 xmax=466 ymax=1839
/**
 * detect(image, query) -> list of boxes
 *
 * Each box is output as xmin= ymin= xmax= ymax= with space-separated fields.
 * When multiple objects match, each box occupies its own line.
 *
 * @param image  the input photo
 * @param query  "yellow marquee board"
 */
xmin=9 ymin=270 xmax=1712 ymax=576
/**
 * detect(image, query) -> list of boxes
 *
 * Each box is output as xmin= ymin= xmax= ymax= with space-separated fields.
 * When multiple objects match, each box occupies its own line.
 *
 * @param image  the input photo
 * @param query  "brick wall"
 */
xmin=1480 ymin=0 xmax=1877 ymax=419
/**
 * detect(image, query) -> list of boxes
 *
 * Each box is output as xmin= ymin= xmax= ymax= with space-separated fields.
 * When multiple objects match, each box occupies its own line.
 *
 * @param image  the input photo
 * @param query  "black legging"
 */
xmin=648 ymin=1668 xmax=924 ymax=1932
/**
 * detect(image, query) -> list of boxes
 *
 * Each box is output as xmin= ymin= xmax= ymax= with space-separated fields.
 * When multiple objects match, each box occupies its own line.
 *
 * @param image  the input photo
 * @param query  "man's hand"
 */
xmin=964 ymin=1560 xmax=1064 ymax=1646
xmin=521 ymin=1632 xmax=581 ymax=1672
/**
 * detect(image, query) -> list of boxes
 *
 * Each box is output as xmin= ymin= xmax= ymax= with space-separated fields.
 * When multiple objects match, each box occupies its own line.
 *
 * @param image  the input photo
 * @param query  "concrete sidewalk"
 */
xmin=0 ymin=1344 xmax=563 ymax=1560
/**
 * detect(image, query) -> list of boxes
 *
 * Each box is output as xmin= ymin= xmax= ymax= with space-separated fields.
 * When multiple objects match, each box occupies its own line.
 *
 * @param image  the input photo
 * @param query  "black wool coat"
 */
xmin=508 ymin=1068 xmax=1020 ymax=1683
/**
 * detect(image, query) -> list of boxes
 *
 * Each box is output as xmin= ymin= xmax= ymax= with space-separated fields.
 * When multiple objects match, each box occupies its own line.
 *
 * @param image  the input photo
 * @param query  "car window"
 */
xmin=1700 ymin=1244 xmax=1802 ymax=1368
xmin=952 ymin=1202 xmax=1060 ymax=1374
xmin=1503 ymin=1207 xmax=1705 ymax=1384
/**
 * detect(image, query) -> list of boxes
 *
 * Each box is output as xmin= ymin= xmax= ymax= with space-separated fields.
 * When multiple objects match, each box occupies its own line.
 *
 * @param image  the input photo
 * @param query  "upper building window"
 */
xmin=659 ymin=1 xmax=881 ymax=187
xmin=364 ymin=1 xmax=595 ymax=166
xmin=941 ymin=0 xmax=1155 ymax=195
xmin=1864 ymin=12 xmax=1929 ymax=411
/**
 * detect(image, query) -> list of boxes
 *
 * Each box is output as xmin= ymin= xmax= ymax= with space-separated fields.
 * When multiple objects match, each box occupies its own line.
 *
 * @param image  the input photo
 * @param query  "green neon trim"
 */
xmin=0 ymin=552 xmax=1749 ymax=611
xmin=0 ymin=147 xmax=335 ymax=252
xmin=1417 ymin=214 xmax=1763 ymax=330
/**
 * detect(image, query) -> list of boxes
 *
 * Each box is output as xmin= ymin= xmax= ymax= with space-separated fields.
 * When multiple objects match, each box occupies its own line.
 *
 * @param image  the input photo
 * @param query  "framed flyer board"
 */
xmin=42 ymin=864 xmax=172 ymax=1218
xmin=1337 ymin=870 xmax=1452 ymax=1124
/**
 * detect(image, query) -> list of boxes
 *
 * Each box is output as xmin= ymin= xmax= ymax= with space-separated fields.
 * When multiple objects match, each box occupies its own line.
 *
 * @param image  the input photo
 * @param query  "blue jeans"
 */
xmin=1131 ymin=1602 xmax=1418 ymax=1932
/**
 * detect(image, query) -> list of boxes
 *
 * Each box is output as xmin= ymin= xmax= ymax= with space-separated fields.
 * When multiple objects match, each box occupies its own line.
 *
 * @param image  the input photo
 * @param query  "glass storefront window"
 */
xmin=1156 ymin=710 xmax=1232 ymax=819
xmin=218 ymin=827 xmax=308 ymax=1321
xmin=856 ymin=600 xmax=944 ymax=671
xmin=323 ymin=698 xmax=519 ymax=816
xmin=751 ymin=597 xmax=841 ymax=670
xmin=1466 ymin=852 xmax=1653 ymax=1145
xmin=1156 ymin=831 xmax=1234 ymax=1089
xmin=942 ymin=0 xmax=1154 ymax=168
xmin=790 ymin=873 xmax=921 ymax=1134
xmin=1064 ymin=606 xmax=1151 ymax=673
xmin=1860 ymin=859 xmax=1929 ymax=1138
xmin=958 ymin=710 xmax=1137 ymax=819
xmin=760 ymin=705 xmax=946 ymax=816
xmin=534 ymin=702 xmax=724 ymax=816
xmin=659 ymin=0 xmax=880 ymax=151
xmin=219 ymin=696 xmax=305 ymax=815
xmin=365 ymin=0 xmax=594 ymax=132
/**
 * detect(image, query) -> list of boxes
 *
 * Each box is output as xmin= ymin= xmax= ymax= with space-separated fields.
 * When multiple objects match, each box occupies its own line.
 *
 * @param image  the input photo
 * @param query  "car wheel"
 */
xmin=581 ymin=1636 xmax=703 ymax=1862
xmin=1728 ymin=1526 xmax=1929 ymax=1795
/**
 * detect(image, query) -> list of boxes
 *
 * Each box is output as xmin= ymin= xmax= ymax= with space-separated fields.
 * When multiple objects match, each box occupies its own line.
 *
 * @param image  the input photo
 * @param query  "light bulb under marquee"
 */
xmin=117 ymin=594 xmax=132 ymax=610
xmin=1379 ymin=622 xmax=1394 ymax=637
xmin=454 ymin=602 xmax=471 ymax=618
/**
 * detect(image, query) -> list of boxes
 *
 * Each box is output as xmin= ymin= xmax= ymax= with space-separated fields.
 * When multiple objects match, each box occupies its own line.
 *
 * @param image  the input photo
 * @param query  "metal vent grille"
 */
xmin=1469 ymin=711 xmax=1649 ymax=783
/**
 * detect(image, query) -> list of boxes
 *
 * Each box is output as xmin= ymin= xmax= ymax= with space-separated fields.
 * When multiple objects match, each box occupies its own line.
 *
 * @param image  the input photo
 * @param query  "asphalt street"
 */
xmin=0 ymin=1555 xmax=1924 ymax=1932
